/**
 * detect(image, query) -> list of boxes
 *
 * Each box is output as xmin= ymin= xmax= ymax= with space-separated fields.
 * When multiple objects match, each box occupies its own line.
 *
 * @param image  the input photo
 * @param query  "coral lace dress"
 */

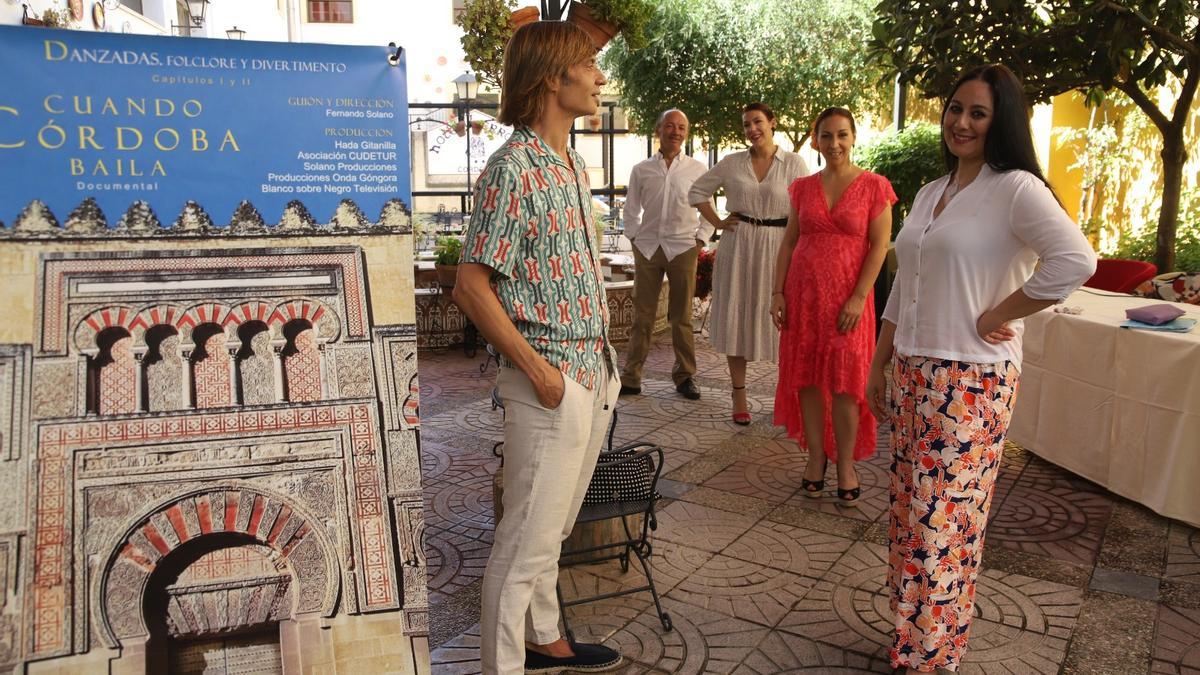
xmin=774 ymin=171 xmax=896 ymax=460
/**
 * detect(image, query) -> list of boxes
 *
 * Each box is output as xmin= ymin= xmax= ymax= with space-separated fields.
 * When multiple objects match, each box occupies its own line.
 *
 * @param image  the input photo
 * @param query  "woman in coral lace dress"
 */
xmin=770 ymin=107 xmax=895 ymax=503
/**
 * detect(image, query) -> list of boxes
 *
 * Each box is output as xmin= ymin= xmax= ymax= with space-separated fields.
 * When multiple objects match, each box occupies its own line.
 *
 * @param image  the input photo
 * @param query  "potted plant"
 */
xmin=457 ymin=0 xmax=651 ymax=88
xmin=586 ymin=113 xmax=603 ymax=131
xmin=570 ymin=0 xmax=651 ymax=50
xmin=434 ymin=235 xmax=464 ymax=287
xmin=694 ymin=247 xmax=715 ymax=300
xmin=23 ymin=5 xmax=71 ymax=27
xmin=455 ymin=0 xmax=516 ymax=90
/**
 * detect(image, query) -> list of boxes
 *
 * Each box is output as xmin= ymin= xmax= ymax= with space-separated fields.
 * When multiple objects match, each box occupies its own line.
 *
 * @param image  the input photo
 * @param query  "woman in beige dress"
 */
xmin=689 ymin=102 xmax=809 ymax=424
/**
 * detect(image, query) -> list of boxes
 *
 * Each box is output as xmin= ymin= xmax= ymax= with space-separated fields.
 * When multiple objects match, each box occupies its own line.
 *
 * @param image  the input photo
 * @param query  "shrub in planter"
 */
xmin=435 ymin=236 xmax=465 ymax=287
xmin=857 ymin=123 xmax=944 ymax=238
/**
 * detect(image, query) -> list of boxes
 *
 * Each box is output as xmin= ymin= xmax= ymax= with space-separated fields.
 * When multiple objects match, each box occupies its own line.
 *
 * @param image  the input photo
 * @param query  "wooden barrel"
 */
xmin=492 ymin=468 xmax=641 ymax=565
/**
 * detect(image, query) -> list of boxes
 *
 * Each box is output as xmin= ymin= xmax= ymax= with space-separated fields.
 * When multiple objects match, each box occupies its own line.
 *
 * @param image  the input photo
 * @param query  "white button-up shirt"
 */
xmin=883 ymin=165 xmax=1097 ymax=369
xmin=623 ymin=152 xmax=713 ymax=261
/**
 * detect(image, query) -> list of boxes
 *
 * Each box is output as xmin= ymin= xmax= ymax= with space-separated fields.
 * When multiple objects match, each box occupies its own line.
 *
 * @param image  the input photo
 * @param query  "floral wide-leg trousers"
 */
xmin=887 ymin=356 xmax=1019 ymax=672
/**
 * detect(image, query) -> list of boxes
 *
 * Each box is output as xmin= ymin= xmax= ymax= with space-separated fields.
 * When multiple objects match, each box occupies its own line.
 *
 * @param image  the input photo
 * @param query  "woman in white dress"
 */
xmin=689 ymin=103 xmax=810 ymax=424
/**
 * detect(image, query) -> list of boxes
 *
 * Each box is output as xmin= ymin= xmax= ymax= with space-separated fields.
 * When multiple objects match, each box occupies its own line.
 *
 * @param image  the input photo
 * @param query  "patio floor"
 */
xmin=418 ymin=331 xmax=1200 ymax=674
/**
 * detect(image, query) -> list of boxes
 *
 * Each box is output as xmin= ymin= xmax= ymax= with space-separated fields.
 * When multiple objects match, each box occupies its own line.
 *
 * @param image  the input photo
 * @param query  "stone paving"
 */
xmin=419 ymin=332 xmax=1200 ymax=674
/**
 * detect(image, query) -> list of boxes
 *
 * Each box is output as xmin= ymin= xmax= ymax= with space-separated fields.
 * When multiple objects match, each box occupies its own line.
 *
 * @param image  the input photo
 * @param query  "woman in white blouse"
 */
xmin=689 ymin=103 xmax=809 ymax=424
xmin=866 ymin=64 xmax=1096 ymax=674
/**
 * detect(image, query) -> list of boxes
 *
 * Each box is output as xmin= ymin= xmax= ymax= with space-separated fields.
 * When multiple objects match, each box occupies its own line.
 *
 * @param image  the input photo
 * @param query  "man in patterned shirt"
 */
xmin=452 ymin=20 xmax=622 ymax=675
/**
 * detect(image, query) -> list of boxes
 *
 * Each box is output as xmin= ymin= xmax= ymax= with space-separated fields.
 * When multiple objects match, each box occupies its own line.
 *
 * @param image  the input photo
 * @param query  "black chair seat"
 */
xmin=575 ymin=498 xmax=654 ymax=524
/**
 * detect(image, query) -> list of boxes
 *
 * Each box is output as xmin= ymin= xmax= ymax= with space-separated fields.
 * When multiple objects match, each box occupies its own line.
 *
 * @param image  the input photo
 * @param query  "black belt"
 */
xmin=736 ymin=214 xmax=788 ymax=227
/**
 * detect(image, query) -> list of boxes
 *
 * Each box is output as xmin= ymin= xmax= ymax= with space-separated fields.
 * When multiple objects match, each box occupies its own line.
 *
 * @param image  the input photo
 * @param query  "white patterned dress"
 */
xmin=688 ymin=148 xmax=809 ymax=361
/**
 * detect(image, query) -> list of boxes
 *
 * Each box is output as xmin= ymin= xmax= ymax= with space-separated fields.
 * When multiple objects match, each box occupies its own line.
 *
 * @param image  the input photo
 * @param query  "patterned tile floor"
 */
xmin=418 ymin=332 xmax=1200 ymax=674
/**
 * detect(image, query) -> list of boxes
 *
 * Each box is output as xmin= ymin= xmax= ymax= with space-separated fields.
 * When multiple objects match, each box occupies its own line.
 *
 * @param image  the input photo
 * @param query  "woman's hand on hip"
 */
xmin=717 ymin=213 xmax=740 ymax=232
xmin=976 ymin=310 xmax=1016 ymax=344
xmin=770 ymin=293 xmax=786 ymax=330
xmin=837 ymin=295 xmax=866 ymax=333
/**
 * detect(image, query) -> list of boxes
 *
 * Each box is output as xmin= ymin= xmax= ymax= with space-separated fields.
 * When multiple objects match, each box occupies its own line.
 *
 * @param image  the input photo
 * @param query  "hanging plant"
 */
xmin=457 ymin=0 xmax=651 ymax=89
xmin=574 ymin=0 xmax=651 ymax=50
xmin=455 ymin=0 xmax=516 ymax=90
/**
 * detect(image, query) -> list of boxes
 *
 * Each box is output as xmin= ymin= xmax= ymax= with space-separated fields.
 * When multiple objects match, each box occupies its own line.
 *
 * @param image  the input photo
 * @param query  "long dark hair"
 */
xmin=941 ymin=64 xmax=1059 ymax=200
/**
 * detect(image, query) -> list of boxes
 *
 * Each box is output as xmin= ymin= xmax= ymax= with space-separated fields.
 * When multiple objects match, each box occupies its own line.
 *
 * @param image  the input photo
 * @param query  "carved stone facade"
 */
xmin=0 ymin=200 xmax=428 ymax=674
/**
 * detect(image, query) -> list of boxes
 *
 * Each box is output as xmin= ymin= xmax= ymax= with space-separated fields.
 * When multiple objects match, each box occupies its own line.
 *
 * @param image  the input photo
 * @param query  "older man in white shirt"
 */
xmin=619 ymin=109 xmax=714 ymax=399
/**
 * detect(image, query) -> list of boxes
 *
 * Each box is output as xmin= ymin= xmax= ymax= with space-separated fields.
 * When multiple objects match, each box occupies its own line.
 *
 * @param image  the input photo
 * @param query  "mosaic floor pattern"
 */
xmin=417 ymin=333 xmax=1200 ymax=674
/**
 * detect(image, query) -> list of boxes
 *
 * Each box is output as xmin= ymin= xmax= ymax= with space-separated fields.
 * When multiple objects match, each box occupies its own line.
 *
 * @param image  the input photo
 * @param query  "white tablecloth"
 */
xmin=1010 ymin=290 xmax=1200 ymax=527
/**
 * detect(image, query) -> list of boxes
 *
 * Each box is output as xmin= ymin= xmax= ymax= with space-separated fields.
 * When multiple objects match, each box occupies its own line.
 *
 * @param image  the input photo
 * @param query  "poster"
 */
xmin=0 ymin=25 xmax=410 ymax=224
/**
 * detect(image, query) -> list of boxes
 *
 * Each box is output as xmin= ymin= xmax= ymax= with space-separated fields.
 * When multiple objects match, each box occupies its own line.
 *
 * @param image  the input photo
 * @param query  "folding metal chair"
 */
xmin=556 ymin=442 xmax=673 ymax=642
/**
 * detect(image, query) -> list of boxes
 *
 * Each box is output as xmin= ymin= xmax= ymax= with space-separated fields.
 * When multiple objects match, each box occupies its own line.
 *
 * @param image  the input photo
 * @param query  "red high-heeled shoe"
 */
xmin=731 ymin=385 xmax=751 ymax=425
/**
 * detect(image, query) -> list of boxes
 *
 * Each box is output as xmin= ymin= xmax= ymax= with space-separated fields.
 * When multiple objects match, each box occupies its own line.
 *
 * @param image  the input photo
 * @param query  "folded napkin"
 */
xmin=1120 ymin=317 xmax=1197 ymax=333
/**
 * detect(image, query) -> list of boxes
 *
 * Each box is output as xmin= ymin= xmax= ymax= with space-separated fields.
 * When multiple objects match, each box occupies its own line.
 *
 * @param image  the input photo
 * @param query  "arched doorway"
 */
xmin=144 ymin=533 xmax=289 ymax=674
xmin=96 ymin=486 xmax=341 ymax=673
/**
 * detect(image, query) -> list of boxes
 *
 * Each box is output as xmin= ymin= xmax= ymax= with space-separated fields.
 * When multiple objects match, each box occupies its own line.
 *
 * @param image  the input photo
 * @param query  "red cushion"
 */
xmin=1085 ymin=259 xmax=1158 ymax=294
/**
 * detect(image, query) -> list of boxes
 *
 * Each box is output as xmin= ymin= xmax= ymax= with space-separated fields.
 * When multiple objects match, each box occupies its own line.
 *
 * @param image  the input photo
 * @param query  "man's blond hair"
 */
xmin=497 ymin=21 xmax=596 ymax=127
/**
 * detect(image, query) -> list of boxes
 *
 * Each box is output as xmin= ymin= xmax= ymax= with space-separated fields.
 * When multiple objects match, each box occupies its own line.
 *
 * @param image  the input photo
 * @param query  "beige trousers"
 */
xmin=620 ymin=245 xmax=699 ymax=387
xmin=480 ymin=365 xmax=619 ymax=675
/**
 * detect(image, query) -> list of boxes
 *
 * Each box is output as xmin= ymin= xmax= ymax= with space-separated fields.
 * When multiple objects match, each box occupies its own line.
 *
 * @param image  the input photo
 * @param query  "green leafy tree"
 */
xmin=602 ymin=0 xmax=889 ymax=149
xmin=870 ymin=0 xmax=1200 ymax=272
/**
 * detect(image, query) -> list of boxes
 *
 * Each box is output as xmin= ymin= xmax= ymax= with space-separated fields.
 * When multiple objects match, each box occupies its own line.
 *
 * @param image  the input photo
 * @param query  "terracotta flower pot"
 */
xmin=567 ymin=2 xmax=618 ymax=49
xmin=511 ymin=6 xmax=539 ymax=29
xmin=587 ymin=114 xmax=603 ymax=131
xmin=436 ymin=263 xmax=459 ymax=288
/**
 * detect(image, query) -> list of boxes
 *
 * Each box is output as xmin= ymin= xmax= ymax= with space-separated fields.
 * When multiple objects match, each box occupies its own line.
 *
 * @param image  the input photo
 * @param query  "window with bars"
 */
xmin=307 ymin=0 xmax=352 ymax=23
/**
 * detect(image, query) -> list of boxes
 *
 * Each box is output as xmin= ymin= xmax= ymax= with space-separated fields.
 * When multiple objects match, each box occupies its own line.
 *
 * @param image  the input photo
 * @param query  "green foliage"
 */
xmin=583 ymin=0 xmax=652 ymax=50
xmin=868 ymin=0 xmax=1196 ymax=104
xmin=1111 ymin=192 xmax=1200 ymax=274
xmin=856 ymin=123 xmax=944 ymax=237
xmin=435 ymin=235 xmax=464 ymax=266
xmin=455 ymin=0 xmax=516 ymax=90
xmin=868 ymin=0 xmax=1200 ymax=271
xmin=602 ymin=0 xmax=889 ymax=148
xmin=40 ymin=8 xmax=71 ymax=27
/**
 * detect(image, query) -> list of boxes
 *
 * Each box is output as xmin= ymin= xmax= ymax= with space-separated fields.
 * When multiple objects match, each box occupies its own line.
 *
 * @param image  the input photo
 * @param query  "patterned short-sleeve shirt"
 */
xmin=461 ymin=126 xmax=615 ymax=389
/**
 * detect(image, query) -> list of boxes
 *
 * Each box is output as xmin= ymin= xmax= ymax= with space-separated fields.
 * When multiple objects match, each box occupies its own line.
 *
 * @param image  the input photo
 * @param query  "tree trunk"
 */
xmin=1156 ymin=127 xmax=1185 ymax=273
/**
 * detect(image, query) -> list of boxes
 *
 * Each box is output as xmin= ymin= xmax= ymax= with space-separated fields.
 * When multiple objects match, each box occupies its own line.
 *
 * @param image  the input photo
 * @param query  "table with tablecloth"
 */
xmin=1009 ymin=289 xmax=1200 ymax=527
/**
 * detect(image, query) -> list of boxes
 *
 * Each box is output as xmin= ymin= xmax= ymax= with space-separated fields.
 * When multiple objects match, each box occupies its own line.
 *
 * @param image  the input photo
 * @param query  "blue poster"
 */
xmin=0 ymin=25 xmax=410 ymax=225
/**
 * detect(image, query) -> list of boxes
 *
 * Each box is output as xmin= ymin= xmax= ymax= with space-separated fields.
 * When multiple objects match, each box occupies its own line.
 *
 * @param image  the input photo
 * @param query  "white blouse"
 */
xmin=882 ymin=165 xmax=1097 ymax=369
xmin=687 ymin=148 xmax=809 ymax=219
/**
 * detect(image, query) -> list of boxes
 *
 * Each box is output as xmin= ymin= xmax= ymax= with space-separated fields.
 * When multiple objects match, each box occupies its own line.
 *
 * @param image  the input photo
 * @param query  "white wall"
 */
xmin=0 ymin=0 xmax=173 ymax=34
